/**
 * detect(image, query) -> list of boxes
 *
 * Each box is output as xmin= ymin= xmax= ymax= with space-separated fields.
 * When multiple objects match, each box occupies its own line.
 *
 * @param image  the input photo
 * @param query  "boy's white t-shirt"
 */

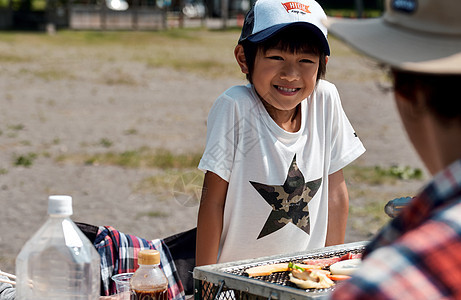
xmin=198 ymin=80 xmax=365 ymax=264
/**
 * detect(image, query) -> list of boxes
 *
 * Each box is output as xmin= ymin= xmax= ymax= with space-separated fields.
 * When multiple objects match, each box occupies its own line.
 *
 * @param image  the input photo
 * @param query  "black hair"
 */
xmin=239 ymin=26 xmax=327 ymax=84
xmin=392 ymin=69 xmax=461 ymax=126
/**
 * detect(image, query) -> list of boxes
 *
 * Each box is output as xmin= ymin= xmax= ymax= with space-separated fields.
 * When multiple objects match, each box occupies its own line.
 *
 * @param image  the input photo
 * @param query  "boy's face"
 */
xmin=251 ymin=47 xmax=320 ymax=111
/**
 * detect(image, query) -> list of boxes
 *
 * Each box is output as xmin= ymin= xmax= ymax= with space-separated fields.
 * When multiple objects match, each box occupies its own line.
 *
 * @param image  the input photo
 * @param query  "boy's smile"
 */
xmin=275 ymin=85 xmax=300 ymax=95
xmin=252 ymin=48 xmax=320 ymax=122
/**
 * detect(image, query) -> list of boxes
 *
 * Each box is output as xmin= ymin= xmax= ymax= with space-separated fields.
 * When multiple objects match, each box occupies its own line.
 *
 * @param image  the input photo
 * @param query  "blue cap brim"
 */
xmin=247 ymin=22 xmax=330 ymax=56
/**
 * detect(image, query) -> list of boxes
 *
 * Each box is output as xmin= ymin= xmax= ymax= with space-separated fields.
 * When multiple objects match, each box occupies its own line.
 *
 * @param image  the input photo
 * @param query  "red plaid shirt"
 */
xmin=330 ymin=159 xmax=461 ymax=299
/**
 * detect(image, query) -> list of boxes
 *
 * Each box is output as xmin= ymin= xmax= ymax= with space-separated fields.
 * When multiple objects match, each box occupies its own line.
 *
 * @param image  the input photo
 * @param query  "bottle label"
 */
xmin=131 ymin=288 xmax=168 ymax=300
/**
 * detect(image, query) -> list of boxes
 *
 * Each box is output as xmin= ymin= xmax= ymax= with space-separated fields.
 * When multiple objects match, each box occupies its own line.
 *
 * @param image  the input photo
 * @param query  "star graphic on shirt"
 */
xmin=250 ymin=155 xmax=322 ymax=239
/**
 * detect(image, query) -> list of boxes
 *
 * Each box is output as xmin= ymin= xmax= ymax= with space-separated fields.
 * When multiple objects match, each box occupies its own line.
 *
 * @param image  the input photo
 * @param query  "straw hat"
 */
xmin=325 ymin=0 xmax=461 ymax=74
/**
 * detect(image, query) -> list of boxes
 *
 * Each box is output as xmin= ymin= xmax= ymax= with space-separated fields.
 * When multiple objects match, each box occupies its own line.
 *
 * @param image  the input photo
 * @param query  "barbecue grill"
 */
xmin=193 ymin=241 xmax=367 ymax=300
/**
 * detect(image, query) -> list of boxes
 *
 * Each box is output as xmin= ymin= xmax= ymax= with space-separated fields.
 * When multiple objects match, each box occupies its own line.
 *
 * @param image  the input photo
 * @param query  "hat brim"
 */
xmin=247 ymin=22 xmax=331 ymax=56
xmin=325 ymin=17 xmax=461 ymax=74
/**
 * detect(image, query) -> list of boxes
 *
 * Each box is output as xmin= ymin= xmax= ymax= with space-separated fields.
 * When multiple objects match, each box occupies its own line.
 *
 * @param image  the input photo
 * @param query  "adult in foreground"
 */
xmin=326 ymin=0 xmax=461 ymax=298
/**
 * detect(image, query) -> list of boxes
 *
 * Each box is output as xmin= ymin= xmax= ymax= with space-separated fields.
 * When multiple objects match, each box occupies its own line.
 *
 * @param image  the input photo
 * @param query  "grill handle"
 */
xmin=213 ymin=280 xmax=225 ymax=300
xmin=384 ymin=197 xmax=413 ymax=218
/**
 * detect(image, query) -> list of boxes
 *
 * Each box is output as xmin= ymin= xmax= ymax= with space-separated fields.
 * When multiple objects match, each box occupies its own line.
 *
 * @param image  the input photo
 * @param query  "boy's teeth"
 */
xmin=278 ymin=86 xmax=297 ymax=92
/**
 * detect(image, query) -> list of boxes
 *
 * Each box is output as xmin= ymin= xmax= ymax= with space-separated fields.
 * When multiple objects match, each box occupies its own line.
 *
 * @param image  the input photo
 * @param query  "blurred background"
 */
xmin=0 ymin=0 xmax=385 ymax=31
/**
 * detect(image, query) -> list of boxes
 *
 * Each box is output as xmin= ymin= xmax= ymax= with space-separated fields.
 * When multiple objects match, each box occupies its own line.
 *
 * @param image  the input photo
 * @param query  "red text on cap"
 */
xmin=282 ymin=2 xmax=311 ymax=14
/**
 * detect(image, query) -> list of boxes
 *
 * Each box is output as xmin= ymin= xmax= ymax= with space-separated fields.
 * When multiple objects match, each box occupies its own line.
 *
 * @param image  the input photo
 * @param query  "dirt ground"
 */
xmin=0 ymin=29 xmax=426 ymax=275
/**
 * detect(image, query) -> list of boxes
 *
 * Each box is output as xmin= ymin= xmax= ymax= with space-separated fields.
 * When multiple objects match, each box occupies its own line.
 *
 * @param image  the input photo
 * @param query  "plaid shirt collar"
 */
xmin=364 ymin=159 xmax=461 ymax=257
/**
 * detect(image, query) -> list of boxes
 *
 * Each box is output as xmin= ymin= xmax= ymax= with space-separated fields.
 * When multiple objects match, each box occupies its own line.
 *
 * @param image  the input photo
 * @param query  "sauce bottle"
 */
xmin=130 ymin=249 xmax=168 ymax=300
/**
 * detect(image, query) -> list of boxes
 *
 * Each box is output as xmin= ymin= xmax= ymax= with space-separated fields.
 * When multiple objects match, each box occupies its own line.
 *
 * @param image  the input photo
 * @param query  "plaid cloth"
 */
xmin=330 ymin=159 xmax=461 ymax=299
xmin=94 ymin=226 xmax=185 ymax=300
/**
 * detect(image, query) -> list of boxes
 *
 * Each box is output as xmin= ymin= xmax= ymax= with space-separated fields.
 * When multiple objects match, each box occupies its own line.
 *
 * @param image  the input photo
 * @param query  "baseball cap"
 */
xmin=325 ymin=0 xmax=461 ymax=74
xmin=238 ymin=0 xmax=330 ymax=56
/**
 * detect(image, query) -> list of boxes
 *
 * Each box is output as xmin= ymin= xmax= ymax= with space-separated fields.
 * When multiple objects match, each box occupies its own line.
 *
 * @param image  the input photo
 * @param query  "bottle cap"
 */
xmin=48 ymin=195 xmax=73 ymax=216
xmin=138 ymin=250 xmax=160 ymax=265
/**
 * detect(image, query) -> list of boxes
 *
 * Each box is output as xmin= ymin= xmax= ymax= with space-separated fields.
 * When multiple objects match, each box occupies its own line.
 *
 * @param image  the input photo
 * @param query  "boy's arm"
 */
xmin=196 ymin=171 xmax=229 ymax=266
xmin=325 ymin=169 xmax=349 ymax=247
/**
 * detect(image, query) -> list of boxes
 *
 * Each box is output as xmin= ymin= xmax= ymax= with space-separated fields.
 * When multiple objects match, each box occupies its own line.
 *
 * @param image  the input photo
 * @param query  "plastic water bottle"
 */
xmin=15 ymin=195 xmax=100 ymax=299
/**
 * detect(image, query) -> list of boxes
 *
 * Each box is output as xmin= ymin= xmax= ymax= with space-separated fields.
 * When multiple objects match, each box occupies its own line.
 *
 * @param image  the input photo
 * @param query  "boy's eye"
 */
xmin=300 ymin=58 xmax=315 ymax=63
xmin=267 ymin=56 xmax=284 ymax=61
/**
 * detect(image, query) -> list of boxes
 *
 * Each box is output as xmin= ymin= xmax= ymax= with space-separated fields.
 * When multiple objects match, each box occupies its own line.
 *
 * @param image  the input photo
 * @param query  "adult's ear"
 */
xmin=394 ymin=88 xmax=427 ymax=125
xmin=234 ymin=44 xmax=249 ymax=74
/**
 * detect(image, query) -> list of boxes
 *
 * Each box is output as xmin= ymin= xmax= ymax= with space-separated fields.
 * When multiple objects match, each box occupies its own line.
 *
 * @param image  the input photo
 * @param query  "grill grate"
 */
xmin=194 ymin=241 xmax=367 ymax=300
xmin=221 ymin=247 xmax=364 ymax=293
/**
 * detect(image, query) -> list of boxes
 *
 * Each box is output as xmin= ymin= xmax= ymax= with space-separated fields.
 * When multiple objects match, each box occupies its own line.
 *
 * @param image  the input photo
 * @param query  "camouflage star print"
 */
xmin=250 ymin=155 xmax=322 ymax=239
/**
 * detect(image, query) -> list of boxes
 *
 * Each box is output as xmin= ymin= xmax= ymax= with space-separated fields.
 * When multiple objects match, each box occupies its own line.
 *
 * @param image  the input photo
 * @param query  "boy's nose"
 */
xmin=279 ymin=63 xmax=299 ymax=81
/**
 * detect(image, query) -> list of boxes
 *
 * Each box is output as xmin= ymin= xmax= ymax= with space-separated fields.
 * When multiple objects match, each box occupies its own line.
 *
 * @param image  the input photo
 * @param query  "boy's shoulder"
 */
xmin=315 ymin=79 xmax=337 ymax=94
xmin=217 ymin=84 xmax=257 ymax=106
xmin=222 ymin=84 xmax=254 ymax=98
xmin=311 ymin=79 xmax=340 ymax=102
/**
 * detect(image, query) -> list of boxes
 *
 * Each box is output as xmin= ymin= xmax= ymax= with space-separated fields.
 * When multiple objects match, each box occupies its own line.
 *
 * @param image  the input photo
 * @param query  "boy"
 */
xmin=196 ymin=0 xmax=365 ymax=266
xmin=326 ymin=0 xmax=461 ymax=298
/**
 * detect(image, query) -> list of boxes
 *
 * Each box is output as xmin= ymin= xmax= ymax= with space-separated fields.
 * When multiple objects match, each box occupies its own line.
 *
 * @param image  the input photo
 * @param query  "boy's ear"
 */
xmin=234 ymin=45 xmax=249 ymax=74
xmin=325 ymin=56 xmax=329 ymax=65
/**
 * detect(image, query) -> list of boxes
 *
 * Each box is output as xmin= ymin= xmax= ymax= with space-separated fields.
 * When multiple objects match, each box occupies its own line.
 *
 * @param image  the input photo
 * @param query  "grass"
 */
xmin=347 ymin=187 xmax=398 ymax=239
xmin=14 ymin=152 xmax=38 ymax=167
xmin=124 ymin=128 xmax=138 ymax=135
xmin=57 ymin=147 xmax=202 ymax=169
xmin=325 ymin=9 xmax=383 ymax=18
xmin=2 ymin=0 xmax=46 ymax=10
xmin=103 ymin=70 xmax=138 ymax=86
xmin=32 ymin=68 xmax=75 ymax=81
xmin=56 ymin=148 xmax=205 ymax=205
xmin=137 ymin=211 xmax=169 ymax=218
xmin=344 ymin=164 xmax=424 ymax=238
xmin=0 ymin=53 xmax=32 ymax=63
xmin=348 ymin=200 xmax=390 ymax=238
xmin=0 ymin=28 xmax=381 ymax=82
xmin=0 ymin=29 xmax=242 ymax=79
xmin=136 ymin=169 xmax=204 ymax=206
xmin=344 ymin=164 xmax=423 ymax=185
xmin=8 ymin=124 xmax=25 ymax=131
xmin=4 ymin=123 xmax=24 ymax=138
xmin=99 ymin=138 xmax=113 ymax=148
